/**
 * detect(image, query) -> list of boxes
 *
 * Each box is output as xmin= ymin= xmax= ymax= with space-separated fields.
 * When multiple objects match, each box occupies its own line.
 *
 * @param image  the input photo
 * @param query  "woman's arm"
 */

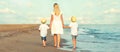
xmin=60 ymin=14 xmax=71 ymax=28
xmin=60 ymin=14 xmax=64 ymax=28
xmin=50 ymin=15 xmax=53 ymax=29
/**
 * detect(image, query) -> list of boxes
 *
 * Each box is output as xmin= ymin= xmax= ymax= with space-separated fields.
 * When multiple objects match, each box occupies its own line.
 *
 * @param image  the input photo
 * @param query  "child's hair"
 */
xmin=41 ymin=18 xmax=46 ymax=24
xmin=71 ymin=16 xmax=77 ymax=22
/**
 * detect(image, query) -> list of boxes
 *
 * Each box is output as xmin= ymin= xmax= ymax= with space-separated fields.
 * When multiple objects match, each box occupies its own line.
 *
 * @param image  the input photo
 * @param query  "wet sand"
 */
xmin=0 ymin=24 xmax=71 ymax=52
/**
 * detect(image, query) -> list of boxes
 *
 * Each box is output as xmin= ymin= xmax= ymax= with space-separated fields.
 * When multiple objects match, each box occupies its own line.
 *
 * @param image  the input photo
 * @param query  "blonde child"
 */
xmin=65 ymin=16 xmax=78 ymax=49
xmin=39 ymin=18 xmax=49 ymax=47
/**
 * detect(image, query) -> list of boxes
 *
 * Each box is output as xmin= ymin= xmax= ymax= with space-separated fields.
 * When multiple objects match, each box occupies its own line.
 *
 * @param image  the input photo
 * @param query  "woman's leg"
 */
xmin=57 ymin=34 xmax=61 ymax=48
xmin=54 ymin=34 xmax=57 ymax=47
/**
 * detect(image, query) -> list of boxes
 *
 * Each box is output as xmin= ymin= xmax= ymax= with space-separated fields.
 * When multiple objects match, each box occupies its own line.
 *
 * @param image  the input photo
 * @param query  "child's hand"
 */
xmin=39 ymin=30 xmax=40 ymax=32
xmin=49 ymin=25 xmax=52 ymax=29
xmin=49 ymin=27 xmax=51 ymax=29
xmin=63 ymin=26 xmax=66 ymax=28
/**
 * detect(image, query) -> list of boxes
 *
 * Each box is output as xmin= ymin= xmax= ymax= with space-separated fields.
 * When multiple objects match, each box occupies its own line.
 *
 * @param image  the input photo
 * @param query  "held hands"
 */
xmin=63 ymin=26 xmax=70 ymax=28
xmin=49 ymin=24 xmax=70 ymax=29
xmin=49 ymin=25 xmax=52 ymax=29
xmin=39 ymin=30 xmax=40 ymax=32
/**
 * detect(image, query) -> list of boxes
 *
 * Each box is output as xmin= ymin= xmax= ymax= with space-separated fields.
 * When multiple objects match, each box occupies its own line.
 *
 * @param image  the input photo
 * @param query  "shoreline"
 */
xmin=0 ymin=24 xmax=71 ymax=52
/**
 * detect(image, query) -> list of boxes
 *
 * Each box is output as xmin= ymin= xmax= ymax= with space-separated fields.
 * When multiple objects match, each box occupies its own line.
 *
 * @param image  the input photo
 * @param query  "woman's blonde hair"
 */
xmin=53 ymin=3 xmax=60 ymax=12
xmin=53 ymin=3 xmax=58 ymax=7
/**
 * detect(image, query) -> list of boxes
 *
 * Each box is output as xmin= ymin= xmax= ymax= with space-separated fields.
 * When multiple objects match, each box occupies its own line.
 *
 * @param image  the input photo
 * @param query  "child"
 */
xmin=68 ymin=16 xmax=78 ymax=49
xmin=39 ymin=18 xmax=49 ymax=47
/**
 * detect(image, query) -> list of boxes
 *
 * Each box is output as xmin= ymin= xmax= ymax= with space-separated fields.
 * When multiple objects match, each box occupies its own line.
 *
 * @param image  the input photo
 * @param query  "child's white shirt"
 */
xmin=69 ymin=22 xmax=78 ymax=36
xmin=39 ymin=24 xmax=49 ymax=37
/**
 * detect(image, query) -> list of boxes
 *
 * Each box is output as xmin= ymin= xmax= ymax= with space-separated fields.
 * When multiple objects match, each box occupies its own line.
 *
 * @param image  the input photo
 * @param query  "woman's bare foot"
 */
xmin=73 ymin=47 xmax=76 ymax=49
xmin=54 ymin=45 xmax=57 ymax=47
xmin=57 ymin=45 xmax=60 ymax=48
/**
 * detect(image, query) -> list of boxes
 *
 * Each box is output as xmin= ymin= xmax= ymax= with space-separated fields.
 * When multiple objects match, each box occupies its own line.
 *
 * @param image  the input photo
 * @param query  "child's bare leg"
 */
xmin=74 ymin=39 xmax=76 ymax=48
xmin=44 ymin=41 xmax=46 ymax=46
xmin=57 ymin=34 xmax=61 ymax=48
xmin=43 ymin=40 xmax=46 ymax=46
xmin=54 ymin=34 xmax=57 ymax=47
xmin=42 ymin=40 xmax=43 ymax=46
xmin=73 ymin=39 xmax=76 ymax=48
xmin=72 ymin=39 xmax=74 ymax=48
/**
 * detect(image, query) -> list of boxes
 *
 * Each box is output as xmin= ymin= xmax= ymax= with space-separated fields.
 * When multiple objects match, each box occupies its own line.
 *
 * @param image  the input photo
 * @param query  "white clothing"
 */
xmin=39 ymin=24 xmax=49 ymax=37
xmin=51 ymin=12 xmax=63 ymax=35
xmin=69 ymin=22 xmax=78 ymax=35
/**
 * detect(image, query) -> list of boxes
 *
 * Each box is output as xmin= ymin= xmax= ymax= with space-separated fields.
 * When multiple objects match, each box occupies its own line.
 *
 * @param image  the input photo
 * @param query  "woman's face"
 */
xmin=54 ymin=5 xmax=59 ymax=10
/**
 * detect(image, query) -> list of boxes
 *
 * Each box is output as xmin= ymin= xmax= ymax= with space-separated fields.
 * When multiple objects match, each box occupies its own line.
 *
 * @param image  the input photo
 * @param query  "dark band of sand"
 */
xmin=0 ymin=24 xmax=71 ymax=52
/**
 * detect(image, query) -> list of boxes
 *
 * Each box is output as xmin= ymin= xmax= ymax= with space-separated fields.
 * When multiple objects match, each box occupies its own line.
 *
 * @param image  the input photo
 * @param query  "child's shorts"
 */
xmin=41 ymin=37 xmax=46 ymax=41
xmin=72 ymin=35 xmax=77 ymax=39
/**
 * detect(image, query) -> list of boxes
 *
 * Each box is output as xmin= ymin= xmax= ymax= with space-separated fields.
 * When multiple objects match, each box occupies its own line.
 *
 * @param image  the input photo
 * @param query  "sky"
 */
xmin=0 ymin=0 xmax=120 ymax=24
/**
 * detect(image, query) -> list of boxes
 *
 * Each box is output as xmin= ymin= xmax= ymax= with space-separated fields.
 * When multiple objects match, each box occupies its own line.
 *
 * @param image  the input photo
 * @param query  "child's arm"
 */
xmin=47 ymin=25 xmax=49 ymax=30
xmin=39 ymin=30 xmax=40 ymax=32
xmin=64 ymin=23 xmax=72 ymax=28
xmin=63 ymin=26 xmax=70 ymax=28
xmin=38 ymin=25 xmax=41 ymax=32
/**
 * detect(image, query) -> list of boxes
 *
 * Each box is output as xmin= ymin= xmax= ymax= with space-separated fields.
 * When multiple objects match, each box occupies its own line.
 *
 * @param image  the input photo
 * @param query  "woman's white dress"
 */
xmin=51 ymin=12 xmax=63 ymax=35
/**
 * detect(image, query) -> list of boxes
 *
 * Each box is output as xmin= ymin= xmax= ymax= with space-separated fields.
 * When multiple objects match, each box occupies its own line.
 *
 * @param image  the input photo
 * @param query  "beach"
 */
xmin=0 ymin=24 xmax=120 ymax=52
xmin=0 ymin=24 xmax=71 ymax=52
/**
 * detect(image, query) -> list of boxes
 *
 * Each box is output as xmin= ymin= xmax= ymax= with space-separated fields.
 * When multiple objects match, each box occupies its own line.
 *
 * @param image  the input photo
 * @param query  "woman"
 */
xmin=50 ymin=3 xmax=64 ymax=48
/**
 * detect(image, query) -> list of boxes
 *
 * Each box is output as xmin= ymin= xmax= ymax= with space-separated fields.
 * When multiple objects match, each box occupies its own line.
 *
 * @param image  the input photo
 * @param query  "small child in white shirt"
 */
xmin=39 ymin=18 xmax=49 ymax=47
xmin=69 ymin=16 xmax=78 ymax=49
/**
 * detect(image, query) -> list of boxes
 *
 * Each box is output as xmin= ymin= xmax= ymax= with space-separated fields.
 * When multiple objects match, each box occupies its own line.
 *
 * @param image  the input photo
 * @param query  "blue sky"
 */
xmin=0 ymin=0 xmax=120 ymax=24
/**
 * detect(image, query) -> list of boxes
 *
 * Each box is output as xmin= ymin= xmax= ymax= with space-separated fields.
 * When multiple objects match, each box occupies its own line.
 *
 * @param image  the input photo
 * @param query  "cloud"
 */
xmin=112 ymin=2 xmax=119 ymax=5
xmin=77 ymin=17 xmax=87 ymax=24
xmin=61 ymin=16 xmax=97 ymax=24
xmin=66 ymin=16 xmax=97 ymax=24
xmin=0 ymin=1 xmax=7 ymax=5
xmin=0 ymin=16 xmax=19 ymax=24
xmin=0 ymin=8 xmax=16 ymax=14
xmin=34 ymin=17 xmax=51 ymax=24
xmin=11 ymin=0 xmax=33 ymax=7
xmin=76 ymin=16 xmax=118 ymax=24
xmin=27 ymin=2 xmax=33 ymax=7
xmin=102 ymin=15 xmax=119 ymax=24
xmin=85 ymin=2 xmax=95 ymax=8
xmin=104 ymin=8 xmax=120 ymax=14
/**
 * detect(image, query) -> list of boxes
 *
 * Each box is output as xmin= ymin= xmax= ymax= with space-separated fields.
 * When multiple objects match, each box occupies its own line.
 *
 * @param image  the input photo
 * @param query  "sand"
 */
xmin=0 ymin=24 xmax=71 ymax=52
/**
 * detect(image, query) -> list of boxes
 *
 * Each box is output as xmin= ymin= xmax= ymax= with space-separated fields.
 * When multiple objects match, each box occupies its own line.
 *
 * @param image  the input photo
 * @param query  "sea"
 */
xmin=60 ymin=24 xmax=120 ymax=52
